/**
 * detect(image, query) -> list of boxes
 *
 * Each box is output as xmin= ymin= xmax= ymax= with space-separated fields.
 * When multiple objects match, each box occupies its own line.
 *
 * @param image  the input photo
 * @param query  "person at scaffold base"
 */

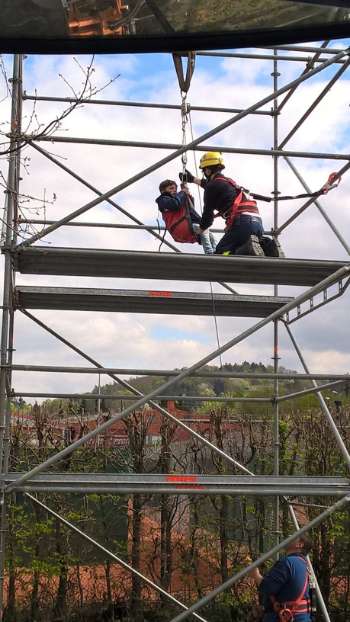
xmin=249 ymin=534 xmax=315 ymax=622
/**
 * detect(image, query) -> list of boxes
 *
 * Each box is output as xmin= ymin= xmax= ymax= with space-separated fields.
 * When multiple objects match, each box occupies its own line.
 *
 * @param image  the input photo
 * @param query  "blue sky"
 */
xmin=1 ymin=41 xmax=350 ymax=398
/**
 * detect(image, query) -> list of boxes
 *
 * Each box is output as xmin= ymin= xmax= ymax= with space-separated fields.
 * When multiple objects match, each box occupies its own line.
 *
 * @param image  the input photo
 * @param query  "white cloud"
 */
xmin=1 ymin=47 xmax=349 ymax=402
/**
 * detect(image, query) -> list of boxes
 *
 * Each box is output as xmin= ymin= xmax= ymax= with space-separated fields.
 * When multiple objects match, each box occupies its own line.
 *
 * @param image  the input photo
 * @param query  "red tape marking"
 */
xmin=165 ymin=476 xmax=203 ymax=489
xmin=149 ymin=291 xmax=172 ymax=298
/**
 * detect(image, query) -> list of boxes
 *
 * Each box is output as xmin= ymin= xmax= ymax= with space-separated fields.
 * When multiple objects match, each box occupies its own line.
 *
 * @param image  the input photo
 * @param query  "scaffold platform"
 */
xmin=14 ymin=246 xmax=349 ymax=286
xmin=15 ymin=286 xmax=293 ymax=317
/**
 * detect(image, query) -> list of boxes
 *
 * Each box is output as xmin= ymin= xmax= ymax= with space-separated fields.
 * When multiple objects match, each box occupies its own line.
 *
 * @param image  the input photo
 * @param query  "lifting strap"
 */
xmin=247 ymin=171 xmax=341 ymax=203
xmin=172 ymin=52 xmax=196 ymax=94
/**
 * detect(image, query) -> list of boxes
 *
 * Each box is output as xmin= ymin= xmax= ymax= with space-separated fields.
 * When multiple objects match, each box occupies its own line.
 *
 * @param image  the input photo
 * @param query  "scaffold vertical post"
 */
xmin=272 ymin=48 xmax=281 ymax=553
xmin=0 ymin=53 xmax=22 ymax=619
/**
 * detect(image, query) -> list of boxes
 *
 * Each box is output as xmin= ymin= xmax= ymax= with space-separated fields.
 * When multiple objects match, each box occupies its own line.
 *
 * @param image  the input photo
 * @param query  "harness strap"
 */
xmin=213 ymin=176 xmax=259 ymax=227
xmin=168 ymin=213 xmax=188 ymax=233
xmin=283 ymin=572 xmax=309 ymax=609
xmin=271 ymin=559 xmax=310 ymax=621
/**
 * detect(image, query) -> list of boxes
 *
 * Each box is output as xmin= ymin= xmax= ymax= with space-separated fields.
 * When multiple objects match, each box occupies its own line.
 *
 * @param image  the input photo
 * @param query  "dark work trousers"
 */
xmin=215 ymin=214 xmax=264 ymax=254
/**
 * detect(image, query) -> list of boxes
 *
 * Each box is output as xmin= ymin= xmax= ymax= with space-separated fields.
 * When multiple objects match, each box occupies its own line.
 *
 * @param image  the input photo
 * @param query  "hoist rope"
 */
xmin=180 ymin=93 xmax=189 ymax=177
xmin=174 ymin=58 xmax=223 ymax=369
xmin=189 ymin=110 xmax=203 ymax=215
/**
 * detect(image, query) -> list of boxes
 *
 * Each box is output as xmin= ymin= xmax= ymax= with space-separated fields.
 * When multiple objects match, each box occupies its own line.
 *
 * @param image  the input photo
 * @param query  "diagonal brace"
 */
xmin=20 ymin=309 xmax=248 ymax=473
xmin=284 ymin=321 xmax=350 ymax=471
xmin=28 ymin=142 xmax=237 ymax=295
xmin=284 ymin=156 xmax=350 ymax=255
xmin=169 ymin=494 xmax=350 ymax=622
xmin=275 ymin=159 xmax=350 ymax=236
xmin=16 ymin=47 xmax=350 ymax=250
xmin=26 ymin=493 xmax=208 ymax=622
xmin=6 ymin=265 xmax=350 ymax=493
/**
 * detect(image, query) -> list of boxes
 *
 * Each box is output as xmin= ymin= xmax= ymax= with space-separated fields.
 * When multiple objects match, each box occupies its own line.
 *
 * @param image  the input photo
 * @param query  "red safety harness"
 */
xmin=160 ymin=194 xmax=197 ymax=243
xmin=212 ymin=171 xmax=341 ymax=230
xmin=211 ymin=175 xmax=260 ymax=229
xmin=270 ymin=561 xmax=310 ymax=622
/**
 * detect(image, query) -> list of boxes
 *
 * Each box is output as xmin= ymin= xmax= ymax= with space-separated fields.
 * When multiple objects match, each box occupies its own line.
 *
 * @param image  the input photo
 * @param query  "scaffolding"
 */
xmin=1 ymin=43 xmax=350 ymax=621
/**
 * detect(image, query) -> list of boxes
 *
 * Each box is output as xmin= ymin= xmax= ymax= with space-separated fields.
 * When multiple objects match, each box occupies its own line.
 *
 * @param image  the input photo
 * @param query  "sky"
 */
xmin=0 ymin=41 xmax=350 ymax=401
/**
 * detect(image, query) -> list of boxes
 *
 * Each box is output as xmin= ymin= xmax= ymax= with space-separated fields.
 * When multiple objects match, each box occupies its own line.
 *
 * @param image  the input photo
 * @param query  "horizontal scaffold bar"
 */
xmin=18 ymin=219 xmax=226 ymax=234
xmin=12 ymin=392 xmax=272 ymax=403
xmin=22 ymin=94 xmax=272 ymax=115
xmin=30 ymin=134 xmax=350 ymax=161
xmin=8 ymin=365 xmax=350 ymax=380
xmin=15 ymin=286 xmax=292 ymax=317
xmin=13 ymin=378 xmax=346 ymax=403
xmin=3 ymin=473 xmax=349 ymax=496
xmin=13 ymin=247 xmax=349 ymax=287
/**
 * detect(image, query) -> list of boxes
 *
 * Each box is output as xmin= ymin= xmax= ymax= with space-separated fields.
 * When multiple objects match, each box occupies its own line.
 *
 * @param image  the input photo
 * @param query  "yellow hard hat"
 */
xmin=199 ymin=151 xmax=225 ymax=169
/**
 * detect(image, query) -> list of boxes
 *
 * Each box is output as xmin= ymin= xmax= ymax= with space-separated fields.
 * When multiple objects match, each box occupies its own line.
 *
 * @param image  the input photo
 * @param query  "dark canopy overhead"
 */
xmin=0 ymin=0 xmax=350 ymax=53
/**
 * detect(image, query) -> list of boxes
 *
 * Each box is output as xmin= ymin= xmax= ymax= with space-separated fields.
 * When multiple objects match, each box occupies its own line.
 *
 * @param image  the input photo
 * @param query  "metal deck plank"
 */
xmin=15 ymin=286 xmax=293 ymax=317
xmin=3 ymin=473 xmax=349 ymax=496
xmin=13 ymin=247 xmax=348 ymax=286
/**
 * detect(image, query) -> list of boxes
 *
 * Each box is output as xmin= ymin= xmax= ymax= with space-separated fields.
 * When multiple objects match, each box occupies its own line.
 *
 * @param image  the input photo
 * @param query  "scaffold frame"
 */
xmin=1 ymin=42 xmax=350 ymax=622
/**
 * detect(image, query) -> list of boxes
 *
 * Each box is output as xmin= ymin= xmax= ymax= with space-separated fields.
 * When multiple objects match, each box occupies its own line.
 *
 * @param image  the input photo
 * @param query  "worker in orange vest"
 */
xmin=180 ymin=151 xmax=266 ymax=256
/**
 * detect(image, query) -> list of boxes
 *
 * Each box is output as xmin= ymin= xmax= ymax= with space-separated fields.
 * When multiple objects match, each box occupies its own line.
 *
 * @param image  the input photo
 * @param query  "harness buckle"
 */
xmin=272 ymin=602 xmax=294 ymax=622
xmin=279 ymin=608 xmax=294 ymax=622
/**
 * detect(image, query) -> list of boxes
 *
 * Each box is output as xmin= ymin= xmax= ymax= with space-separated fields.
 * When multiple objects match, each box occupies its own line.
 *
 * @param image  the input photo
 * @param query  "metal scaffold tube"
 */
xmin=285 ymin=323 xmax=350 ymax=471
xmin=0 ymin=53 xmax=22 ymax=619
xmin=7 ymin=265 xmax=350 ymax=493
xmin=17 ymin=46 xmax=350 ymax=249
xmin=18 ymin=310 xmax=251 ymax=473
xmin=9 ymin=365 xmax=349 ymax=380
xmin=170 ymin=495 xmax=350 ymax=622
xmin=2 ymin=42 xmax=350 ymax=621
xmin=23 ymin=93 xmax=272 ymax=116
xmin=272 ymin=48 xmax=281 ymax=555
xmin=284 ymin=156 xmax=350 ymax=255
xmin=25 ymin=494 xmax=209 ymax=622
xmin=29 ymin=134 xmax=350 ymax=161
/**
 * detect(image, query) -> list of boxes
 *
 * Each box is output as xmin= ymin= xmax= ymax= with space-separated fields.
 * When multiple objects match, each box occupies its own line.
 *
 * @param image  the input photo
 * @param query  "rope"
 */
xmin=157 ymin=213 xmax=166 ymax=251
xmin=173 ymin=52 xmax=223 ymax=368
xmin=246 ymin=172 xmax=342 ymax=203
xmin=172 ymin=51 xmax=196 ymax=178
xmin=181 ymin=93 xmax=189 ymax=177
xmin=209 ymin=282 xmax=223 ymax=369
xmin=187 ymin=94 xmax=223 ymax=367
xmin=189 ymin=110 xmax=203 ymax=215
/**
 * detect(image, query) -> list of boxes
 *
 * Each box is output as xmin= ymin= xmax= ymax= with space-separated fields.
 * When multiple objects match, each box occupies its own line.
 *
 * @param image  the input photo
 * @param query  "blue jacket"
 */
xmin=156 ymin=191 xmax=201 ymax=224
xmin=259 ymin=554 xmax=311 ymax=622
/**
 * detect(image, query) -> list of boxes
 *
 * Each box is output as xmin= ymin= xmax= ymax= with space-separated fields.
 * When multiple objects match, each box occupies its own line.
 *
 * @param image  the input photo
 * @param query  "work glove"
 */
xmin=179 ymin=169 xmax=195 ymax=183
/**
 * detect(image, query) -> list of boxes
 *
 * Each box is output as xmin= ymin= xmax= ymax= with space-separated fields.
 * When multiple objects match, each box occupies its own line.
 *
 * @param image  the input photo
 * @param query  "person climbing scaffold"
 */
xmin=156 ymin=178 xmax=216 ymax=254
xmin=179 ymin=151 xmax=283 ymax=257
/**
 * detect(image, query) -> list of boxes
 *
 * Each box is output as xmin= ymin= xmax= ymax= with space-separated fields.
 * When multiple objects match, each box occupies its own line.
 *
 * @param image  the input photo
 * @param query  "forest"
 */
xmin=5 ymin=363 xmax=350 ymax=622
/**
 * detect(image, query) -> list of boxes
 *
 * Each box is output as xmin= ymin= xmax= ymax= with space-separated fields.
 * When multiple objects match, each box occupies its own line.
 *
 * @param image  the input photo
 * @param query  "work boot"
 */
xmin=235 ymin=235 xmax=265 ymax=257
xmin=260 ymin=236 xmax=285 ymax=258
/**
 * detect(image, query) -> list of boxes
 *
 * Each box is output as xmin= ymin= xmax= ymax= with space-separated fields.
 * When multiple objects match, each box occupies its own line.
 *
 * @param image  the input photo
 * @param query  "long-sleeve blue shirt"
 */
xmin=259 ymin=553 xmax=311 ymax=622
